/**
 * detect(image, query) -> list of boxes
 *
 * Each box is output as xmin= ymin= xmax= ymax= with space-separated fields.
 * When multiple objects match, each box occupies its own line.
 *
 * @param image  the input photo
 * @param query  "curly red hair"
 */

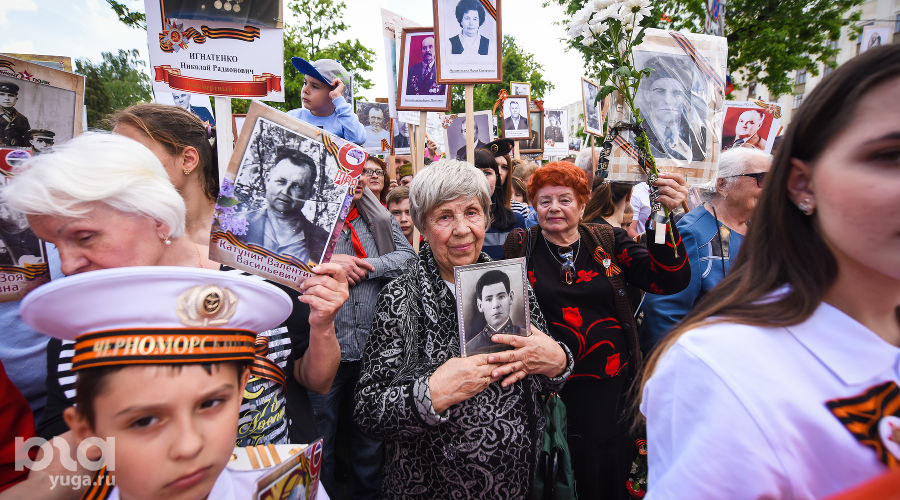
xmin=527 ymin=161 xmax=591 ymax=206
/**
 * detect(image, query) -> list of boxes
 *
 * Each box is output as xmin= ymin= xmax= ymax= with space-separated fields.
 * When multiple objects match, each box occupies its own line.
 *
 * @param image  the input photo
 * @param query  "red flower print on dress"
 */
xmin=562 ymin=307 xmax=583 ymax=329
xmin=576 ymin=269 xmax=599 ymax=283
xmin=617 ymin=248 xmax=632 ymax=267
xmin=648 ymin=283 xmax=663 ymax=294
xmin=605 ymin=353 xmax=623 ymax=376
xmin=528 ymin=270 xmax=536 ymax=287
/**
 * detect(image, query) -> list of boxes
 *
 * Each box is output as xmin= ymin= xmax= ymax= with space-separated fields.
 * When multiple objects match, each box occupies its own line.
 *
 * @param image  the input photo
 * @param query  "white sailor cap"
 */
xmin=20 ymin=266 xmax=293 ymax=371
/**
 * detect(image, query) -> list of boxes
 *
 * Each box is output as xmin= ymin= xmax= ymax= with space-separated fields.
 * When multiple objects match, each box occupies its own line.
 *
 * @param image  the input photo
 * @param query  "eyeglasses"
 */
xmin=362 ymin=168 xmax=384 ymax=177
xmin=559 ymin=246 xmax=575 ymax=285
xmin=729 ymin=172 xmax=767 ymax=187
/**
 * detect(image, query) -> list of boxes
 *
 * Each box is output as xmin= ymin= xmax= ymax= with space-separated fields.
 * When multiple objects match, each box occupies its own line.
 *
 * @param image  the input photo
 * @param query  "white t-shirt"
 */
xmin=642 ymin=300 xmax=898 ymax=499
xmin=630 ymin=182 xmax=651 ymax=234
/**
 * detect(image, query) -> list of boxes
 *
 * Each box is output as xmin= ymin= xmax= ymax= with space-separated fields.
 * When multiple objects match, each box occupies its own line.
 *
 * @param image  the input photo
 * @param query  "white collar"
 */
xmin=786 ymin=301 xmax=899 ymax=386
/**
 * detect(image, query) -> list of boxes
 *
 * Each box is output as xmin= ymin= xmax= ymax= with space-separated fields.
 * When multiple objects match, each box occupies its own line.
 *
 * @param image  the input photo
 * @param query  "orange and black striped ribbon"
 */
xmin=479 ymin=0 xmax=498 ymax=20
xmin=212 ymin=231 xmax=317 ymax=273
xmin=827 ymin=381 xmax=900 ymax=467
xmin=0 ymin=262 xmax=49 ymax=280
xmin=613 ymin=135 xmax=640 ymax=161
xmin=201 ymin=25 xmax=261 ymax=42
xmin=251 ymin=336 xmax=286 ymax=386
xmin=321 ymin=133 xmax=340 ymax=160
xmin=752 ymin=99 xmax=782 ymax=119
xmin=0 ymin=59 xmax=15 ymax=71
xmin=79 ymin=466 xmax=113 ymax=500
xmin=380 ymin=138 xmax=391 ymax=151
xmin=668 ymin=31 xmax=725 ymax=92
xmin=183 ymin=26 xmax=206 ymax=43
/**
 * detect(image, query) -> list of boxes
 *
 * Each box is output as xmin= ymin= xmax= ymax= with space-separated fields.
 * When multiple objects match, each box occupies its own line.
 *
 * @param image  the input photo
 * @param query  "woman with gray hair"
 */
xmin=641 ymin=146 xmax=772 ymax=347
xmin=353 ymin=159 xmax=573 ymax=498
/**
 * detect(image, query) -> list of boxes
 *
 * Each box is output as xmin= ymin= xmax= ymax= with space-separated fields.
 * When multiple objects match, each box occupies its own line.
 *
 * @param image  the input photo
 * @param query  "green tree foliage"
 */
xmin=547 ymin=0 xmax=864 ymax=98
xmin=106 ymin=0 xmax=146 ymax=29
xmin=450 ymin=35 xmax=554 ymax=114
xmin=79 ymin=66 xmax=112 ymax=129
xmin=75 ymin=49 xmax=152 ymax=129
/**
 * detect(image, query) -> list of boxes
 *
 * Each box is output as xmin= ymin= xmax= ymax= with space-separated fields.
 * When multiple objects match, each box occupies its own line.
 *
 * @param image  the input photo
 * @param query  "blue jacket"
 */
xmin=287 ymin=96 xmax=366 ymax=145
xmin=641 ymin=204 xmax=743 ymax=346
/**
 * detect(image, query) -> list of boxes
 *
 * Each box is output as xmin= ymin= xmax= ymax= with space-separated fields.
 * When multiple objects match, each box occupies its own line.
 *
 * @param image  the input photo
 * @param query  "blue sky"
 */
xmin=0 ymin=0 xmax=584 ymax=107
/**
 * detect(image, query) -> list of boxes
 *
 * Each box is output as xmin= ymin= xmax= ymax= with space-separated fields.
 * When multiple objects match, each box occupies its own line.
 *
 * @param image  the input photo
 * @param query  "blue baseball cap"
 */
xmin=290 ymin=57 xmax=349 ymax=87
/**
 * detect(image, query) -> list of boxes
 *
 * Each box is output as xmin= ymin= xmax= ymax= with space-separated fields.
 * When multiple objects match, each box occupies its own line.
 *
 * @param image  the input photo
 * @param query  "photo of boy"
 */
xmin=0 ymin=81 xmax=30 ymax=147
xmin=287 ymin=57 xmax=366 ymax=146
xmin=19 ymin=267 xmax=329 ymax=499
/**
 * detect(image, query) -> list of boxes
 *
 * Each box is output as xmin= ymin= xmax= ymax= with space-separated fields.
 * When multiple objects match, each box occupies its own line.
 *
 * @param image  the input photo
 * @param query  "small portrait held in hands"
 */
xmin=455 ymin=258 xmax=530 ymax=356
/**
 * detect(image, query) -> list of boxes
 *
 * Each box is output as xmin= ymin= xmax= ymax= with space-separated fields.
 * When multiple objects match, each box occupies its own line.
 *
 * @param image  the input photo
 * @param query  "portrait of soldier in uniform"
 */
xmin=240 ymin=149 xmax=329 ymax=264
xmin=0 ymin=82 xmax=31 ymax=147
xmin=27 ymin=129 xmax=55 ymax=153
xmin=0 ymin=201 xmax=42 ymax=266
xmin=464 ymin=268 xmax=526 ymax=355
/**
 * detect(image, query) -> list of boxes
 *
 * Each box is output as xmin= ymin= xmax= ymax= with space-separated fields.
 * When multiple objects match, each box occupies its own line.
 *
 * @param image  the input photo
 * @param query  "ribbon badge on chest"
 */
xmin=826 ymin=381 xmax=900 ymax=467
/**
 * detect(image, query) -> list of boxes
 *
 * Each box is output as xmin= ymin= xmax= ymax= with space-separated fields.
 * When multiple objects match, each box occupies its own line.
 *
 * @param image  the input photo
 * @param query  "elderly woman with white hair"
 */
xmin=353 ymin=159 xmax=573 ymax=498
xmin=5 ymin=133 xmax=348 ymax=450
xmin=641 ymin=146 xmax=772 ymax=347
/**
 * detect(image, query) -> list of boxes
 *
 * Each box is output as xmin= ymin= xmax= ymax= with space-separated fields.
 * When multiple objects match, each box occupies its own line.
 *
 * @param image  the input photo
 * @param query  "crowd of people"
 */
xmin=0 ymin=43 xmax=898 ymax=500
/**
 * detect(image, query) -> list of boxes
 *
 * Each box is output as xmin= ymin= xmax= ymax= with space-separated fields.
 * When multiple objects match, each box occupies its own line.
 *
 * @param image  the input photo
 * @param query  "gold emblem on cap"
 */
xmin=177 ymin=285 xmax=238 ymax=327
xmin=491 ymin=144 xmax=499 ymax=153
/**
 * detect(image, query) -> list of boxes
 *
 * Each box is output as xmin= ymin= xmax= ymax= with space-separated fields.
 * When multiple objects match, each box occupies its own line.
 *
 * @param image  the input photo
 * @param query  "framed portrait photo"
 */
xmin=720 ymin=101 xmax=780 ymax=154
xmin=606 ymin=28 xmax=727 ymax=188
xmin=391 ymin=118 xmax=412 ymax=155
xmin=521 ymin=107 xmax=543 ymax=154
xmin=432 ymin=0 xmax=503 ymax=84
xmin=510 ymin=81 xmax=531 ymax=99
xmin=455 ymin=258 xmax=530 ymax=357
xmin=500 ymin=96 xmax=530 ymax=140
xmin=543 ymin=108 xmax=569 ymax=157
xmin=397 ymin=28 xmax=452 ymax=111
xmin=443 ymin=110 xmax=495 ymax=161
xmin=356 ymin=101 xmax=394 ymax=155
xmin=209 ymin=101 xmax=367 ymax=290
xmin=581 ymin=77 xmax=605 ymax=137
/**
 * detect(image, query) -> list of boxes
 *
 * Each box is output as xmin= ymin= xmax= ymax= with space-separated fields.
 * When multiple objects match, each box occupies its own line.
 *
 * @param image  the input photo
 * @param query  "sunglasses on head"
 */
xmin=729 ymin=172 xmax=767 ymax=187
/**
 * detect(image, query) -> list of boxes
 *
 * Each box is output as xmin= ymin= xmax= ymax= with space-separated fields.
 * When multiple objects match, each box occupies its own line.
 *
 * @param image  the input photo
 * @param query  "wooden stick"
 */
xmin=513 ymin=140 xmax=520 ymax=160
xmin=415 ymin=111 xmax=426 ymax=174
xmin=213 ymin=96 xmax=233 ymax=185
xmin=465 ymin=84 xmax=474 ymax=164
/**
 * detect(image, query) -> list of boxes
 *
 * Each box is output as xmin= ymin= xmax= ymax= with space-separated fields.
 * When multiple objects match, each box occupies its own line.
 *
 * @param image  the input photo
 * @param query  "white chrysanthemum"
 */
xmin=592 ymin=0 xmax=616 ymax=10
xmin=598 ymin=4 xmax=622 ymax=22
xmin=622 ymin=0 xmax=651 ymax=17
xmin=589 ymin=21 xmax=610 ymax=37
xmin=583 ymin=36 xmax=596 ymax=46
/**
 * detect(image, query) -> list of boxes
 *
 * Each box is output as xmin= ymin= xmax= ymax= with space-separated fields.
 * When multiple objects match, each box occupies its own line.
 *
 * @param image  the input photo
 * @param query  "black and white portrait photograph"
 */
xmin=721 ymin=102 xmax=780 ymax=153
xmin=543 ymin=108 xmax=568 ymax=156
xmin=455 ymin=258 xmax=530 ymax=357
xmin=432 ymin=0 xmax=503 ymax=83
xmin=605 ymin=28 xmax=726 ymax=187
xmin=860 ymin=26 xmax=890 ymax=54
xmin=397 ymin=28 xmax=452 ymax=111
xmin=211 ymin=102 xmax=366 ymax=289
xmin=391 ymin=119 xmax=412 ymax=155
xmin=444 ymin=111 xmax=493 ymax=161
xmin=0 ymin=176 xmax=49 ymax=302
xmin=0 ymin=56 xmax=85 ymax=151
xmin=510 ymin=81 xmax=531 ymax=99
xmin=357 ymin=101 xmax=393 ymax=154
xmin=521 ymin=109 xmax=543 ymax=153
xmin=501 ymin=96 xmax=529 ymax=140
xmin=633 ymin=52 xmax=709 ymax=163
xmin=581 ymin=77 xmax=603 ymax=136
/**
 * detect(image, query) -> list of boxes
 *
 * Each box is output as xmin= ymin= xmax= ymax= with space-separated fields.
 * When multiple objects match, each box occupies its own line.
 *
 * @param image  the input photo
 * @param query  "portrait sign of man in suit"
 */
xmin=455 ymin=117 xmax=488 ymax=160
xmin=636 ymin=55 xmax=707 ymax=162
xmin=502 ymin=98 xmax=529 ymax=139
xmin=241 ymin=150 xmax=329 ymax=264
xmin=407 ymin=36 xmax=446 ymax=96
xmin=723 ymin=109 xmax=767 ymax=151
xmin=465 ymin=269 xmax=524 ymax=355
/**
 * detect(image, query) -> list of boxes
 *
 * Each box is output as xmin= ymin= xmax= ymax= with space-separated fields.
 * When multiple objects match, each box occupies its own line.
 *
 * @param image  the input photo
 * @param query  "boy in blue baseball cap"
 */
xmin=287 ymin=57 xmax=366 ymax=146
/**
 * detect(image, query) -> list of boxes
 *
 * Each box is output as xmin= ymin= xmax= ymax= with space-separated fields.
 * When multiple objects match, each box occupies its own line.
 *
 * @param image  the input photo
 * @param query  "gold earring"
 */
xmin=183 ymin=169 xmax=191 ymax=175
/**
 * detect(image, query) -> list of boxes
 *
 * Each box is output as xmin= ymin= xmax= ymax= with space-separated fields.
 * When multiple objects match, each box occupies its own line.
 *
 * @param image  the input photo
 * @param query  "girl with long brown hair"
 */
xmin=639 ymin=44 xmax=900 ymax=498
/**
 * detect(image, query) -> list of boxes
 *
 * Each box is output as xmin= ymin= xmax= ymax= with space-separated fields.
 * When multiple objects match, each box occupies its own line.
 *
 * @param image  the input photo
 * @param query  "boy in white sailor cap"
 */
xmin=20 ymin=266 xmax=328 ymax=500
